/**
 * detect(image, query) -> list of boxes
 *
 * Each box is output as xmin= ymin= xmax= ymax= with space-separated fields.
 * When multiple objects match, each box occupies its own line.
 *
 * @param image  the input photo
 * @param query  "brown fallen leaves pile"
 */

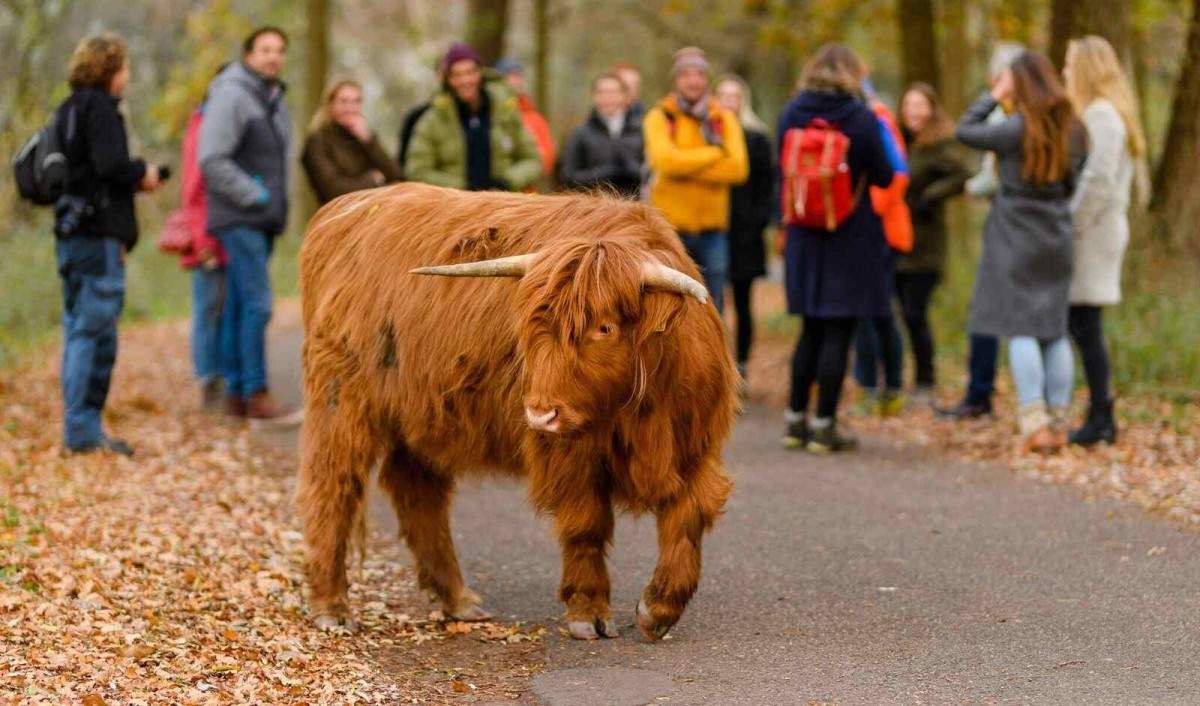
xmin=747 ymin=318 xmax=1200 ymax=529
xmin=0 ymin=317 xmax=544 ymax=705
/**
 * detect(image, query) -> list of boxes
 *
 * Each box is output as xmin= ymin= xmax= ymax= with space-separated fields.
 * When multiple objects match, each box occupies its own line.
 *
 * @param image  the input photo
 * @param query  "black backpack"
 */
xmin=12 ymin=105 xmax=76 ymax=206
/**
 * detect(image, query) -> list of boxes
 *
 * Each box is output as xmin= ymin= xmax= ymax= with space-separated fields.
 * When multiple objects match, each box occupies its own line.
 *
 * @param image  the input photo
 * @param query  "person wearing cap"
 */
xmin=643 ymin=47 xmax=749 ymax=314
xmin=405 ymin=43 xmax=542 ymax=192
xmin=495 ymin=57 xmax=556 ymax=179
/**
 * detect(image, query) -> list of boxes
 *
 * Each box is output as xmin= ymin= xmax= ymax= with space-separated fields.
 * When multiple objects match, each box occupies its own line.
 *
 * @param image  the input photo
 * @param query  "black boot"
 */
xmin=1068 ymin=400 xmax=1116 ymax=447
xmin=935 ymin=397 xmax=993 ymax=420
xmin=806 ymin=419 xmax=858 ymax=454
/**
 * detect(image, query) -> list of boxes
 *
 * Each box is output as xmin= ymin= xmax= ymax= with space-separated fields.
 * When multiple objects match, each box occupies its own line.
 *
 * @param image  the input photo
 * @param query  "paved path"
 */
xmin=268 ymin=328 xmax=1200 ymax=705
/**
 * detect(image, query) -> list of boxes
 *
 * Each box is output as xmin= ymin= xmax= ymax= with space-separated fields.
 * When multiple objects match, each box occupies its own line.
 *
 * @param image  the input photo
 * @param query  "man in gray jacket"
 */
xmin=198 ymin=26 xmax=298 ymax=425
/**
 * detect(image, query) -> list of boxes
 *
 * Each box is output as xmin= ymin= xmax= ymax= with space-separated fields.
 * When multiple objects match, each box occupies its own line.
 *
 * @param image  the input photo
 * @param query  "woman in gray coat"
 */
xmin=1062 ymin=36 xmax=1147 ymax=447
xmin=956 ymin=51 xmax=1087 ymax=454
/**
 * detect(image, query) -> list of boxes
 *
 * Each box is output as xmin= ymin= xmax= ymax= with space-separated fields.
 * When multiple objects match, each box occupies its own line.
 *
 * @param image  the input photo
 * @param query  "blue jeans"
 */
xmin=1009 ymin=336 xmax=1073 ymax=408
xmin=216 ymin=226 xmax=274 ymax=399
xmin=854 ymin=316 xmax=904 ymax=392
xmin=191 ymin=266 xmax=226 ymax=382
xmin=679 ymin=230 xmax=728 ymax=314
xmin=966 ymin=334 xmax=999 ymax=406
xmin=56 ymin=236 xmax=125 ymax=449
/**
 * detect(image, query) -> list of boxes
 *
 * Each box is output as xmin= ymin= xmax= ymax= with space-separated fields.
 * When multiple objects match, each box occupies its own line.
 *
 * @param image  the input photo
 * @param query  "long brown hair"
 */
xmin=799 ymin=43 xmax=865 ymax=96
xmin=902 ymin=82 xmax=955 ymax=145
xmin=1009 ymin=51 xmax=1075 ymax=185
xmin=68 ymin=33 xmax=128 ymax=90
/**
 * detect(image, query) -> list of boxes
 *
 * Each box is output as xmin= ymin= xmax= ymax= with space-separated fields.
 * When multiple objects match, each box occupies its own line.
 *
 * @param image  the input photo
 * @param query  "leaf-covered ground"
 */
xmin=0 ymin=315 xmax=545 ymax=705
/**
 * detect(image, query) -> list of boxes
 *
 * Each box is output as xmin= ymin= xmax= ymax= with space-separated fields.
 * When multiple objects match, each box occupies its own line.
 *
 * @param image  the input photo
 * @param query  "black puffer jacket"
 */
xmin=58 ymin=88 xmax=147 ymax=249
xmin=728 ymin=127 xmax=775 ymax=281
xmin=559 ymin=110 xmax=643 ymax=198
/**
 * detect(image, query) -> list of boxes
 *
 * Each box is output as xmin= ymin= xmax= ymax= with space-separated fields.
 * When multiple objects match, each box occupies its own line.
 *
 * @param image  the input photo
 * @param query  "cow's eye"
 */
xmin=594 ymin=323 xmax=618 ymax=338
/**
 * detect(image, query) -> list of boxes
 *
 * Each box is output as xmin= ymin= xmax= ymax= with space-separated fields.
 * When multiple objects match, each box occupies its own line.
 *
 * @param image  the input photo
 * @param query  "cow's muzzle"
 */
xmin=524 ymin=405 xmax=560 ymax=433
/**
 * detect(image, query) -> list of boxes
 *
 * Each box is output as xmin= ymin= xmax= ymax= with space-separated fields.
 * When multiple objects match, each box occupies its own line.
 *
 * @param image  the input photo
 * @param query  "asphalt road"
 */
xmin=268 ymin=327 xmax=1200 ymax=705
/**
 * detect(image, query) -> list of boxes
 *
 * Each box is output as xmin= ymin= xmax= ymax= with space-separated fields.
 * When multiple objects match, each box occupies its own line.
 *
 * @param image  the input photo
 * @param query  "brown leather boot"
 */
xmin=245 ymin=389 xmax=304 ymax=429
xmin=224 ymin=395 xmax=246 ymax=419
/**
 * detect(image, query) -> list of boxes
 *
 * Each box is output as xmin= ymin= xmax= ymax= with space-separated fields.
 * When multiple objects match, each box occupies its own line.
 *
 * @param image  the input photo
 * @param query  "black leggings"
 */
xmin=731 ymin=279 xmax=754 ymax=364
xmin=1068 ymin=305 xmax=1112 ymax=412
xmin=790 ymin=316 xmax=856 ymax=418
xmin=895 ymin=272 xmax=940 ymax=386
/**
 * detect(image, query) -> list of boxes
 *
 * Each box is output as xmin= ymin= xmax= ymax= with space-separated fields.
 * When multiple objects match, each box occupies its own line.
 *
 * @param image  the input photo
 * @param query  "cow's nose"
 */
xmin=525 ymin=406 xmax=559 ymax=432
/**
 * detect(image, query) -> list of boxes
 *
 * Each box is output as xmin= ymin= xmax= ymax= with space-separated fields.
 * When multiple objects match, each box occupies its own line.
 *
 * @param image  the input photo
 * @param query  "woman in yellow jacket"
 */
xmin=644 ymin=47 xmax=749 ymax=314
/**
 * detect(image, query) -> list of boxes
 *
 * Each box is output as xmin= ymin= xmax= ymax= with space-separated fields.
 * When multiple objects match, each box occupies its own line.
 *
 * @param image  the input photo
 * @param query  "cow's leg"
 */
xmin=297 ymin=399 xmax=381 ymax=633
xmin=554 ymin=490 xmax=618 ymax=640
xmin=637 ymin=456 xmax=732 ymax=641
xmin=378 ymin=442 xmax=489 ymax=621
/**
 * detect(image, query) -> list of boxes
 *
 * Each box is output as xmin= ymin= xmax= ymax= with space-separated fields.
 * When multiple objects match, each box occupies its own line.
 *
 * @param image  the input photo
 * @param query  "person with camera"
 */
xmin=53 ymin=32 xmax=165 ymax=456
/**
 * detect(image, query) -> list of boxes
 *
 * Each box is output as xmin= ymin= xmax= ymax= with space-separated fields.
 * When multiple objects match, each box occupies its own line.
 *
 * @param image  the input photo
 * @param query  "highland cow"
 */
xmin=297 ymin=183 xmax=735 ymax=641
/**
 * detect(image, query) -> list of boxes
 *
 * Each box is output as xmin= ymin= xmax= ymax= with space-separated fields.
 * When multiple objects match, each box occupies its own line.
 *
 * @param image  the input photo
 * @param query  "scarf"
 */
xmin=673 ymin=92 xmax=723 ymax=147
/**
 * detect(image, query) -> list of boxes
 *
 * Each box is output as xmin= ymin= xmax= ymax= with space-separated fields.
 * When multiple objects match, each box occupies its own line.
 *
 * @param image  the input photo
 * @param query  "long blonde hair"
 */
xmin=1066 ymin=36 xmax=1146 ymax=159
xmin=715 ymin=74 xmax=768 ymax=134
xmin=309 ymin=77 xmax=363 ymax=132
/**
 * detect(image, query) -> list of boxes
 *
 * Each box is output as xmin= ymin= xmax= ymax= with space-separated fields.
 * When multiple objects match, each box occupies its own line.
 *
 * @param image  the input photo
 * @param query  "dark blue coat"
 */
xmin=777 ymin=91 xmax=894 ymax=318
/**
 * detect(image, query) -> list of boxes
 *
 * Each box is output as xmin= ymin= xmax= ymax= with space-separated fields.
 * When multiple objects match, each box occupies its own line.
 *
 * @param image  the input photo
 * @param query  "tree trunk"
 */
xmin=898 ymin=0 xmax=941 ymax=90
xmin=305 ymin=0 xmax=331 ymax=126
xmin=466 ymin=0 xmax=510 ymax=66
xmin=1048 ymin=0 xmax=1130 ymax=69
xmin=1152 ymin=0 xmax=1200 ymax=252
xmin=533 ymin=0 xmax=549 ymax=111
xmin=939 ymin=0 xmax=967 ymax=115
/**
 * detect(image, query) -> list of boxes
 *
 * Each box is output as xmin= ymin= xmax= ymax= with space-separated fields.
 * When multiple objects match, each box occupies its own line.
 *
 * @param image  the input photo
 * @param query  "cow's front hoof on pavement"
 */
xmin=447 ymin=589 xmax=492 ymax=622
xmin=313 ymin=613 xmax=360 ymax=634
xmin=635 ymin=598 xmax=676 ymax=642
xmin=568 ymin=617 xmax=620 ymax=640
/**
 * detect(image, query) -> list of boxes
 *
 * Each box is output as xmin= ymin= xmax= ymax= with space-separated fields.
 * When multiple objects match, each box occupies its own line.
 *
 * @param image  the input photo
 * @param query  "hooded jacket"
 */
xmin=197 ymin=61 xmax=292 ymax=236
xmin=643 ymin=94 xmax=748 ymax=233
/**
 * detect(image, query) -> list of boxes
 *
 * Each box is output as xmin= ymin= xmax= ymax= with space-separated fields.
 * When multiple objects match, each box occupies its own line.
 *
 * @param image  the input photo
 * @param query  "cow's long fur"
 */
xmin=297 ymin=183 xmax=735 ymax=639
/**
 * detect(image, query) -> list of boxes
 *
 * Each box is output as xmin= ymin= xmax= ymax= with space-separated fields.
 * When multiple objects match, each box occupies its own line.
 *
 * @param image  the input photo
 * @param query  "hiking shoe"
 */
xmin=70 ymin=435 xmax=135 ymax=458
xmin=806 ymin=422 xmax=858 ymax=454
xmin=851 ymin=390 xmax=877 ymax=418
xmin=935 ymin=399 xmax=992 ymax=420
xmin=224 ymin=395 xmax=247 ymax=419
xmin=875 ymin=390 xmax=905 ymax=417
xmin=782 ymin=419 xmax=810 ymax=450
xmin=246 ymin=390 xmax=304 ymax=430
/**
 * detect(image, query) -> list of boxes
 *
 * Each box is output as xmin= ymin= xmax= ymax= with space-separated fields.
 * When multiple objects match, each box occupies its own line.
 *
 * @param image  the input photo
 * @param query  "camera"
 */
xmin=53 ymin=195 xmax=93 ymax=238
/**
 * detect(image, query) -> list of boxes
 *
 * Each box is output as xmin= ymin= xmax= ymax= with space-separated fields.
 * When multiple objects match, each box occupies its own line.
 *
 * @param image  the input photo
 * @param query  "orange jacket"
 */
xmin=517 ymin=94 xmax=556 ymax=177
xmin=869 ymin=101 xmax=913 ymax=253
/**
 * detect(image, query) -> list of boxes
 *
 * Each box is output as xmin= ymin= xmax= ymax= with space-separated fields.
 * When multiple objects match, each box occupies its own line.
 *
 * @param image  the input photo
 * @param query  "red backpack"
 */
xmin=781 ymin=119 xmax=864 ymax=232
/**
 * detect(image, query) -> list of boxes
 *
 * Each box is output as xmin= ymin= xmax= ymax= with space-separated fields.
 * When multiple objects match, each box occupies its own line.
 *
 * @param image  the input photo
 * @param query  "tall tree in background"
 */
xmin=306 ymin=0 xmax=331 ymax=125
xmin=898 ymin=0 xmax=941 ymax=90
xmin=466 ymin=0 xmax=509 ymax=65
xmin=1049 ymin=0 xmax=1130 ymax=68
xmin=534 ymin=0 xmax=549 ymax=110
xmin=1153 ymin=0 xmax=1200 ymax=252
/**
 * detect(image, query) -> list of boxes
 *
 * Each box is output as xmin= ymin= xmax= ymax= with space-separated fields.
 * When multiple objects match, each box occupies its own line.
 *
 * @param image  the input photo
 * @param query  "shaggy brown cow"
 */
xmin=297 ymin=183 xmax=735 ymax=641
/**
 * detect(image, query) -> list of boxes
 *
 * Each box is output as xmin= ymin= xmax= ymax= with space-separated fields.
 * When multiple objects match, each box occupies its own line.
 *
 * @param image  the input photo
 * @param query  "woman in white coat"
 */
xmin=1062 ymin=36 xmax=1147 ymax=446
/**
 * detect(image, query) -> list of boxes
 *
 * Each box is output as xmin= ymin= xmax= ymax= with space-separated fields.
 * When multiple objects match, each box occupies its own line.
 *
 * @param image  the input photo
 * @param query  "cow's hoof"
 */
xmin=314 ymin=613 xmax=359 ymax=634
xmin=448 ymin=602 xmax=492 ymax=622
xmin=567 ymin=618 xmax=620 ymax=640
xmin=635 ymin=599 xmax=671 ymax=642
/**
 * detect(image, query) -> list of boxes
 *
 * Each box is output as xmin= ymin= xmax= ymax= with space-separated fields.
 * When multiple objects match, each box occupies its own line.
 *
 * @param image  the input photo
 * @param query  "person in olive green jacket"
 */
xmin=406 ymin=43 xmax=542 ymax=191
xmin=301 ymin=78 xmax=403 ymax=205
xmin=896 ymin=83 xmax=970 ymax=397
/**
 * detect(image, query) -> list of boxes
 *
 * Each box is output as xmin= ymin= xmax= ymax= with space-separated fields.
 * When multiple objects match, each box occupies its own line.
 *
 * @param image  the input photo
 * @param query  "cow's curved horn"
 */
xmin=641 ymin=261 xmax=709 ymax=303
xmin=410 ymin=253 xmax=538 ymax=278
